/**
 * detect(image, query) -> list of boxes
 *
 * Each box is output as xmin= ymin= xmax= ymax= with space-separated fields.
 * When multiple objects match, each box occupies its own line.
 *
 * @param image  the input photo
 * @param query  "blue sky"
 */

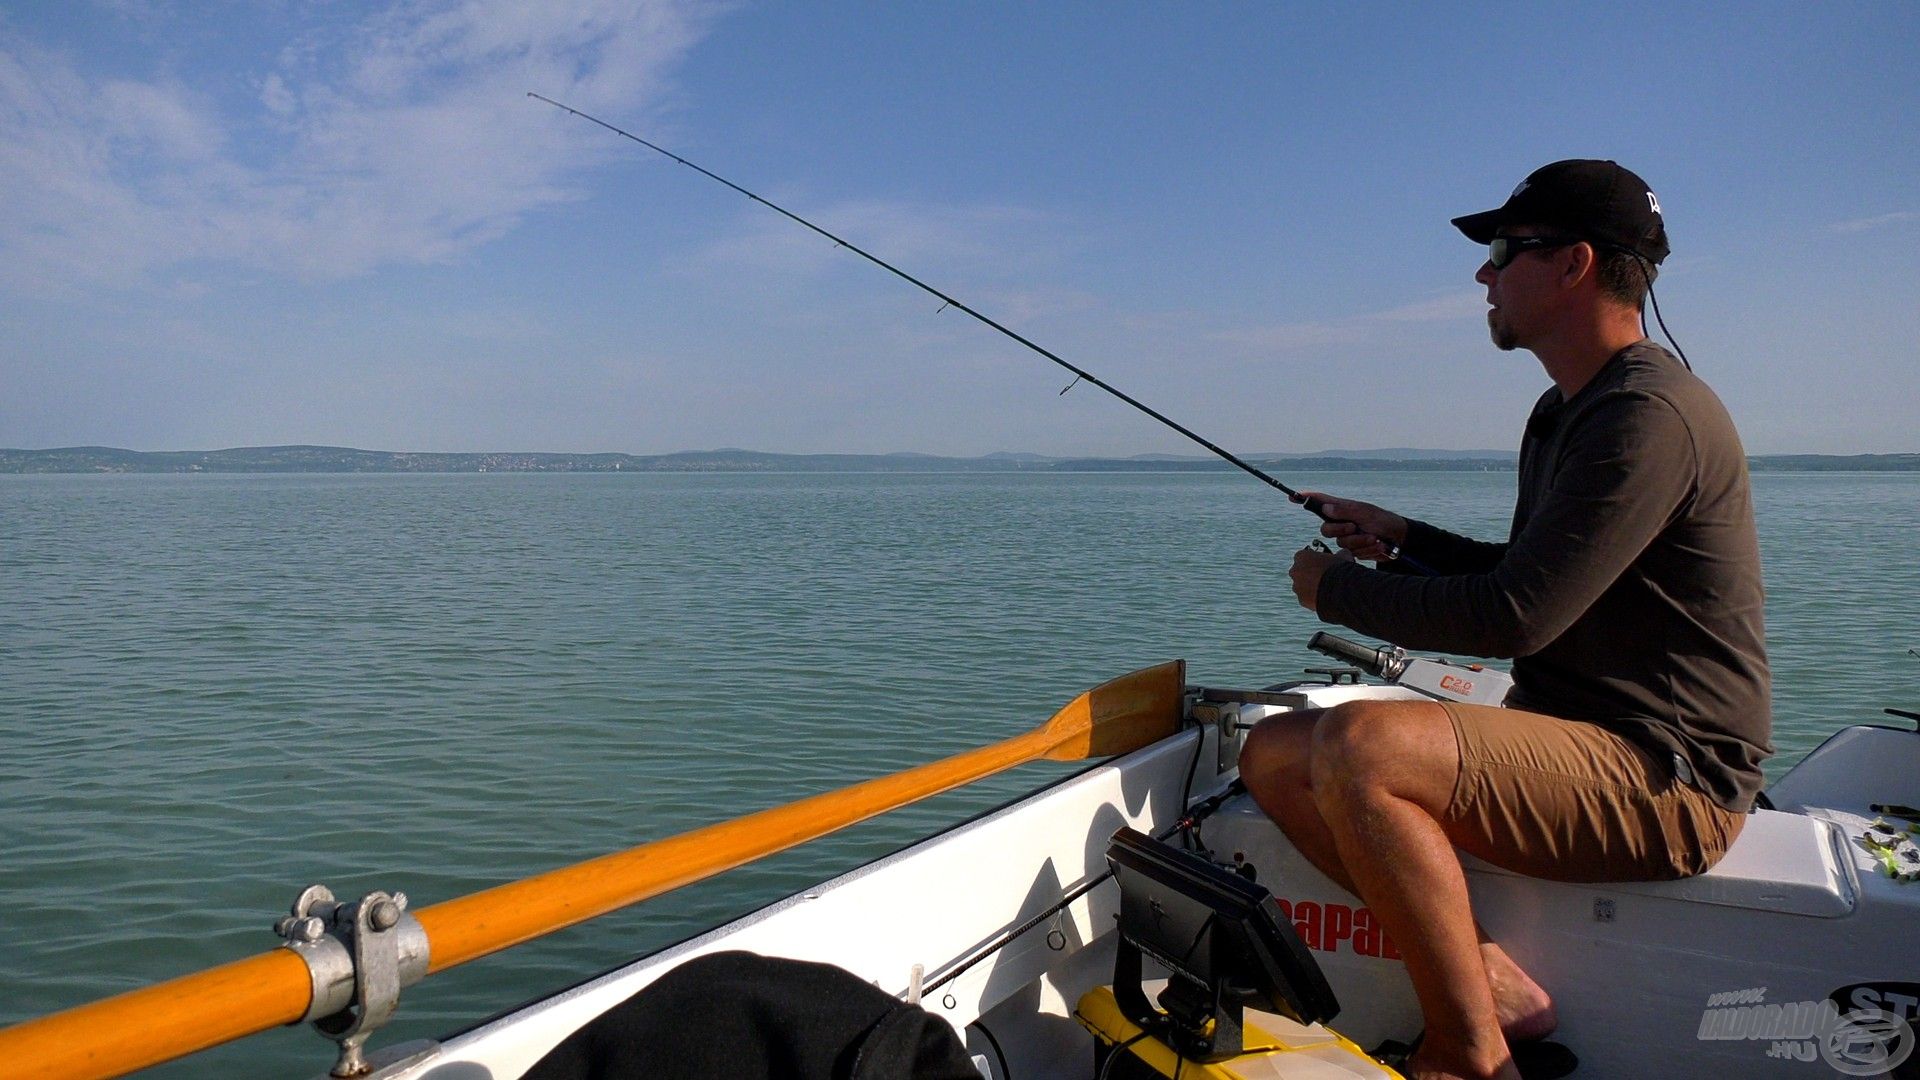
xmin=2 ymin=2 xmax=1914 ymax=455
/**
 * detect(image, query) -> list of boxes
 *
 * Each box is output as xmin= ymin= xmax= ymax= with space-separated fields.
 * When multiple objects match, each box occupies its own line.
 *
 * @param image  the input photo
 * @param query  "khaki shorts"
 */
xmin=1438 ymin=702 xmax=1744 ymax=882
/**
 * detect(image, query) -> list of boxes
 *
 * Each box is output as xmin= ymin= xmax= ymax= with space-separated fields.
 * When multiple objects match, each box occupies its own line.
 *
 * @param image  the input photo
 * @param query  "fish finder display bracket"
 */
xmin=1104 ymin=827 xmax=1339 ymax=1063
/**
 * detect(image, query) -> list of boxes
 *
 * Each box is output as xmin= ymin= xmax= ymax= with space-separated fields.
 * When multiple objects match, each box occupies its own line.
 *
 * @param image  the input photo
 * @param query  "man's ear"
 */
xmin=1559 ymin=241 xmax=1598 ymax=290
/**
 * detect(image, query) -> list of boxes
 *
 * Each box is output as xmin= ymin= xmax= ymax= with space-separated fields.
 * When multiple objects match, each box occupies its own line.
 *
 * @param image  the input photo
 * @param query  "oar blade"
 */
xmin=1039 ymin=659 xmax=1185 ymax=761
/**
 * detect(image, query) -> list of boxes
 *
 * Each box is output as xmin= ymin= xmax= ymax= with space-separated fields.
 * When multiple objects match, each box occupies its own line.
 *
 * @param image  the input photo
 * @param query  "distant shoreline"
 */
xmin=3 ymin=446 xmax=1916 ymax=474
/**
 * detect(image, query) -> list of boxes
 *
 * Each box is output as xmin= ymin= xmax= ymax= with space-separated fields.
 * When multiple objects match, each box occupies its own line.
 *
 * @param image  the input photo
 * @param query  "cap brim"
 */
xmin=1451 ymin=208 xmax=1507 ymax=244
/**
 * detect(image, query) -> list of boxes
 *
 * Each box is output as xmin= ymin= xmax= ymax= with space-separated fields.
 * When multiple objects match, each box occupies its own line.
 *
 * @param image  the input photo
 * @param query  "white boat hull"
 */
xmin=394 ymin=683 xmax=1920 ymax=1079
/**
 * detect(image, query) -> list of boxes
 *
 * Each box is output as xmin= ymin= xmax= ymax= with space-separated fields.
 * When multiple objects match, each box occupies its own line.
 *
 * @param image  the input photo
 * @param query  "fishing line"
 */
xmin=529 ymin=92 xmax=1429 ymax=573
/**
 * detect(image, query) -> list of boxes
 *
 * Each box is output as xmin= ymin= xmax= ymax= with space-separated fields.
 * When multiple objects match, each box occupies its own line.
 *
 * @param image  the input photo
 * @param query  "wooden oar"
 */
xmin=0 ymin=660 xmax=1185 ymax=1080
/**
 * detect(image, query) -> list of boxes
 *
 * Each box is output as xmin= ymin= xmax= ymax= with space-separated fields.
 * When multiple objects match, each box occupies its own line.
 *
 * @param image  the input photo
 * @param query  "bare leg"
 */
xmin=1240 ymin=710 xmax=1354 ymax=886
xmin=1240 ymin=713 xmax=1555 ymax=1044
xmin=1313 ymin=700 xmax=1515 ymax=1078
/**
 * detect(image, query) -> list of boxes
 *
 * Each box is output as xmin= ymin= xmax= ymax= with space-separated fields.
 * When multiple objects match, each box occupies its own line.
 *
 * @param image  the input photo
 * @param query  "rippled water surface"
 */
xmin=2 ymin=471 xmax=1915 ymax=1076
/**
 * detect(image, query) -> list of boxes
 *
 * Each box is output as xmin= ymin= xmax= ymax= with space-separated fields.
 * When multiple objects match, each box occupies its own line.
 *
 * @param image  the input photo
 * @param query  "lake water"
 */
xmin=2 ymin=471 xmax=1915 ymax=1077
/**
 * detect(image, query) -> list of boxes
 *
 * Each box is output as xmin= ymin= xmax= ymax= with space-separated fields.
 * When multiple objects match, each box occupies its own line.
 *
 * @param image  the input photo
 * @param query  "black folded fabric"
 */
xmin=522 ymin=950 xmax=981 ymax=1080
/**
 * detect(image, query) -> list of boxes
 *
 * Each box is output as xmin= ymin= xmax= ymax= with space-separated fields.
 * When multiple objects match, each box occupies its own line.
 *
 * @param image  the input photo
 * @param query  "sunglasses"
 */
xmin=1488 ymin=235 xmax=1580 ymax=269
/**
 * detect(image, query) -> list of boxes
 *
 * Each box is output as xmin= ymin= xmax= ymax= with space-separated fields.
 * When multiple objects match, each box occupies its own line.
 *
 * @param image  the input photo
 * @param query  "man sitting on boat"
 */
xmin=1239 ymin=160 xmax=1771 ymax=1080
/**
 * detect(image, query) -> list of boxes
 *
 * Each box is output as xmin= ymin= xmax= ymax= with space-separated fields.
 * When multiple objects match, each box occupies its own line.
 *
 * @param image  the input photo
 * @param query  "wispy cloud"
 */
xmin=1209 ymin=320 xmax=1365 ymax=352
xmin=1209 ymin=290 xmax=1483 ymax=354
xmin=681 ymin=195 xmax=1109 ymax=332
xmin=1369 ymin=291 xmax=1486 ymax=322
xmin=1832 ymin=210 xmax=1919 ymax=233
xmin=690 ymin=198 xmax=1057 ymax=279
xmin=0 ymin=1 xmax=716 ymax=292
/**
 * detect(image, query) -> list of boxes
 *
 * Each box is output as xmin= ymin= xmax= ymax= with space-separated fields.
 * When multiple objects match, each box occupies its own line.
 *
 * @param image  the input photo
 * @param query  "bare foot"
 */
xmin=1405 ymin=1060 xmax=1521 ymax=1080
xmin=1406 ymin=1032 xmax=1522 ymax=1080
xmin=1481 ymin=942 xmax=1557 ymax=1043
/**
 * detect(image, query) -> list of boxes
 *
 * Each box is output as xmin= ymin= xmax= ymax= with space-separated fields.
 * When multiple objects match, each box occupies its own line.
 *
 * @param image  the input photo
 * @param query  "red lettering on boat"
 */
xmin=1275 ymin=897 xmax=1401 ymax=959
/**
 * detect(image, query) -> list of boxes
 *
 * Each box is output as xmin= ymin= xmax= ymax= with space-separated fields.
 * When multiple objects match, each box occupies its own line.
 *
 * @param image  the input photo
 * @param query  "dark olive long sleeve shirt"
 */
xmin=1317 ymin=341 xmax=1772 ymax=811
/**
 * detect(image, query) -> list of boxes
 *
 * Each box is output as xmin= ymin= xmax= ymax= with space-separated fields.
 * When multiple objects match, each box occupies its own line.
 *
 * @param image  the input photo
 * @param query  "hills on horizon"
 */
xmin=1107 ymin=448 xmax=1520 ymax=462
xmin=3 ymin=445 xmax=1917 ymax=474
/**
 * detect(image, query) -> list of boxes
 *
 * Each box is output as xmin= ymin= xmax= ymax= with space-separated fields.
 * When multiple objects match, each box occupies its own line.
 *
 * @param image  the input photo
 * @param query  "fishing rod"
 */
xmin=528 ymin=92 xmax=1427 ymax=573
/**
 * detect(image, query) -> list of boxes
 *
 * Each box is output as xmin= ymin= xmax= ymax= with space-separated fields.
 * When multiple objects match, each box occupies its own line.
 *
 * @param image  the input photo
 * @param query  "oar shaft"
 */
xmin=417 ymin=726 xmax=1055 ymax=970
xmin=0 ymin=730 xmax=1051 ymax=1079
xmin=0 ymin=662 xmax=1180 ymax=1078
xmin=0 ymin=951 xmax=311 ymax=1080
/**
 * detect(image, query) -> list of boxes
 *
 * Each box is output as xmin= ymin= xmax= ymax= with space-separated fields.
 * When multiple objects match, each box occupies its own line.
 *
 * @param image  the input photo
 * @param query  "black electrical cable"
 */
xmin=1096 ymin=1031 xmax=1154 ymax=1080
xmin=918 ymin=729 xmax=1228 ymax=996
xmin=966 ymin=1019 xmax=1011 ymax=1080
xmin=920 ymin=869 xmax=1114 ymax=998
xmin=528 ymin=92 xmax=1431 ymax=573
xmin=912 ymin=726 xmax=1241 ymax=1075
xmin=1176 ymin=722 xmax=1206 ymax=852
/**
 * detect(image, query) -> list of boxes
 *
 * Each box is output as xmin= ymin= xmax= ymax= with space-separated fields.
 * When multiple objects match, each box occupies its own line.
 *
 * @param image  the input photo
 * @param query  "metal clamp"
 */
xmin=275 ymin=885 xmax=430 ymax=1078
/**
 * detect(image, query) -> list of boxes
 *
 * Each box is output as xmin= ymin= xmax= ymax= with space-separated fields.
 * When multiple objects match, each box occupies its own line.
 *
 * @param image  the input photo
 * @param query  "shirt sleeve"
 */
xmin=1316 ymin=391 xmax=1696 ymax=658
xmin=1390 ymin=518 xmax=1507 ymax=576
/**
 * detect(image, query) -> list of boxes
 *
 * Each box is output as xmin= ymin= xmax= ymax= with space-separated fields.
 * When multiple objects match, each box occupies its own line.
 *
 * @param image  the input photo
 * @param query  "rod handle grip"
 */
xmin=1307 ymin=632 xmax=1390 ymax=676
xmin=1294 ymin=494 xmax=1418 ymax=568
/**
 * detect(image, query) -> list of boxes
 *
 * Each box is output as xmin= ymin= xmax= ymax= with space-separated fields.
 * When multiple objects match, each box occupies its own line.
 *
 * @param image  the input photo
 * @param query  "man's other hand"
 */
xmin=1289 ymin=544 xmax=1353 ymax=612
xmin=1300 ymin=492 xmax=1410 ymax=563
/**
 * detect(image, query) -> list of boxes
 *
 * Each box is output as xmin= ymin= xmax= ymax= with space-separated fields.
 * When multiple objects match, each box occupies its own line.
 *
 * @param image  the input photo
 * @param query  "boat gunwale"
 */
xmin=437 ymin=749 xmax=1131 ymax=1042
xmin=424 ymin=725 xmax=1217 ymax=1072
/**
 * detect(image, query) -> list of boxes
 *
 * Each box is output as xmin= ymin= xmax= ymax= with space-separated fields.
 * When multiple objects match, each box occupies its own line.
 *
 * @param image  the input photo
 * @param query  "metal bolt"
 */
xmin=369 ymin=899 xmax=401 ymax=932
xmin=277 ymin=915 xmax=327 ymax=942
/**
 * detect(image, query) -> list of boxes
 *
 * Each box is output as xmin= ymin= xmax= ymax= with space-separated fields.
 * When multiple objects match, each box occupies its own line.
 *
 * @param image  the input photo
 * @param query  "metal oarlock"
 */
xmin=275 ymin=885 xmax=431 ymax=1078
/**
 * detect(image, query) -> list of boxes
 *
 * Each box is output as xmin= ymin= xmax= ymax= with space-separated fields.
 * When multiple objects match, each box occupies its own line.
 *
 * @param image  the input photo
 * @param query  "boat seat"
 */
xmin=1534 ymin=808 xmax=1855 ymax=917
xmin=1217 ymin=789 xmax=1857 ymax=918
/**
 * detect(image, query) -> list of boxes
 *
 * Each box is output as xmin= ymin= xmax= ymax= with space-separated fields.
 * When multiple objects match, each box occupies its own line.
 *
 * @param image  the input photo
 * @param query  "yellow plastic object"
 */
xmin=1075 ymin=985 xmax=1403 ymax=1079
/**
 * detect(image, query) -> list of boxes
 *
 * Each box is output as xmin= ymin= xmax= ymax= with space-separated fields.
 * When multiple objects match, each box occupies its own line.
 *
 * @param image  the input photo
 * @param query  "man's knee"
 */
xmin=1309 ymin=700 xmax=1408 ymax=778
xmin=1309 ymin=699 xmax=1459 ymax=809
xmin=1238 ymin=713 xmax=1328 ymax=832
xmin=1239 ymin=714 xmax=1314 ymax=794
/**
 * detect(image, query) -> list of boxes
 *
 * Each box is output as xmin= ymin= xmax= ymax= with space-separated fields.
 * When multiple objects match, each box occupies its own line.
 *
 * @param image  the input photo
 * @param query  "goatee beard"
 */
xmin=1489 ymin=315 xmax=1519 ymax=351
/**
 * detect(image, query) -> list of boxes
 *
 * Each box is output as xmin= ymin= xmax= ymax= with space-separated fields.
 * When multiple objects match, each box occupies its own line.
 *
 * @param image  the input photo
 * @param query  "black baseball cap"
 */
xmin=1452 ymin=159 xmax=1670 ymax=265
